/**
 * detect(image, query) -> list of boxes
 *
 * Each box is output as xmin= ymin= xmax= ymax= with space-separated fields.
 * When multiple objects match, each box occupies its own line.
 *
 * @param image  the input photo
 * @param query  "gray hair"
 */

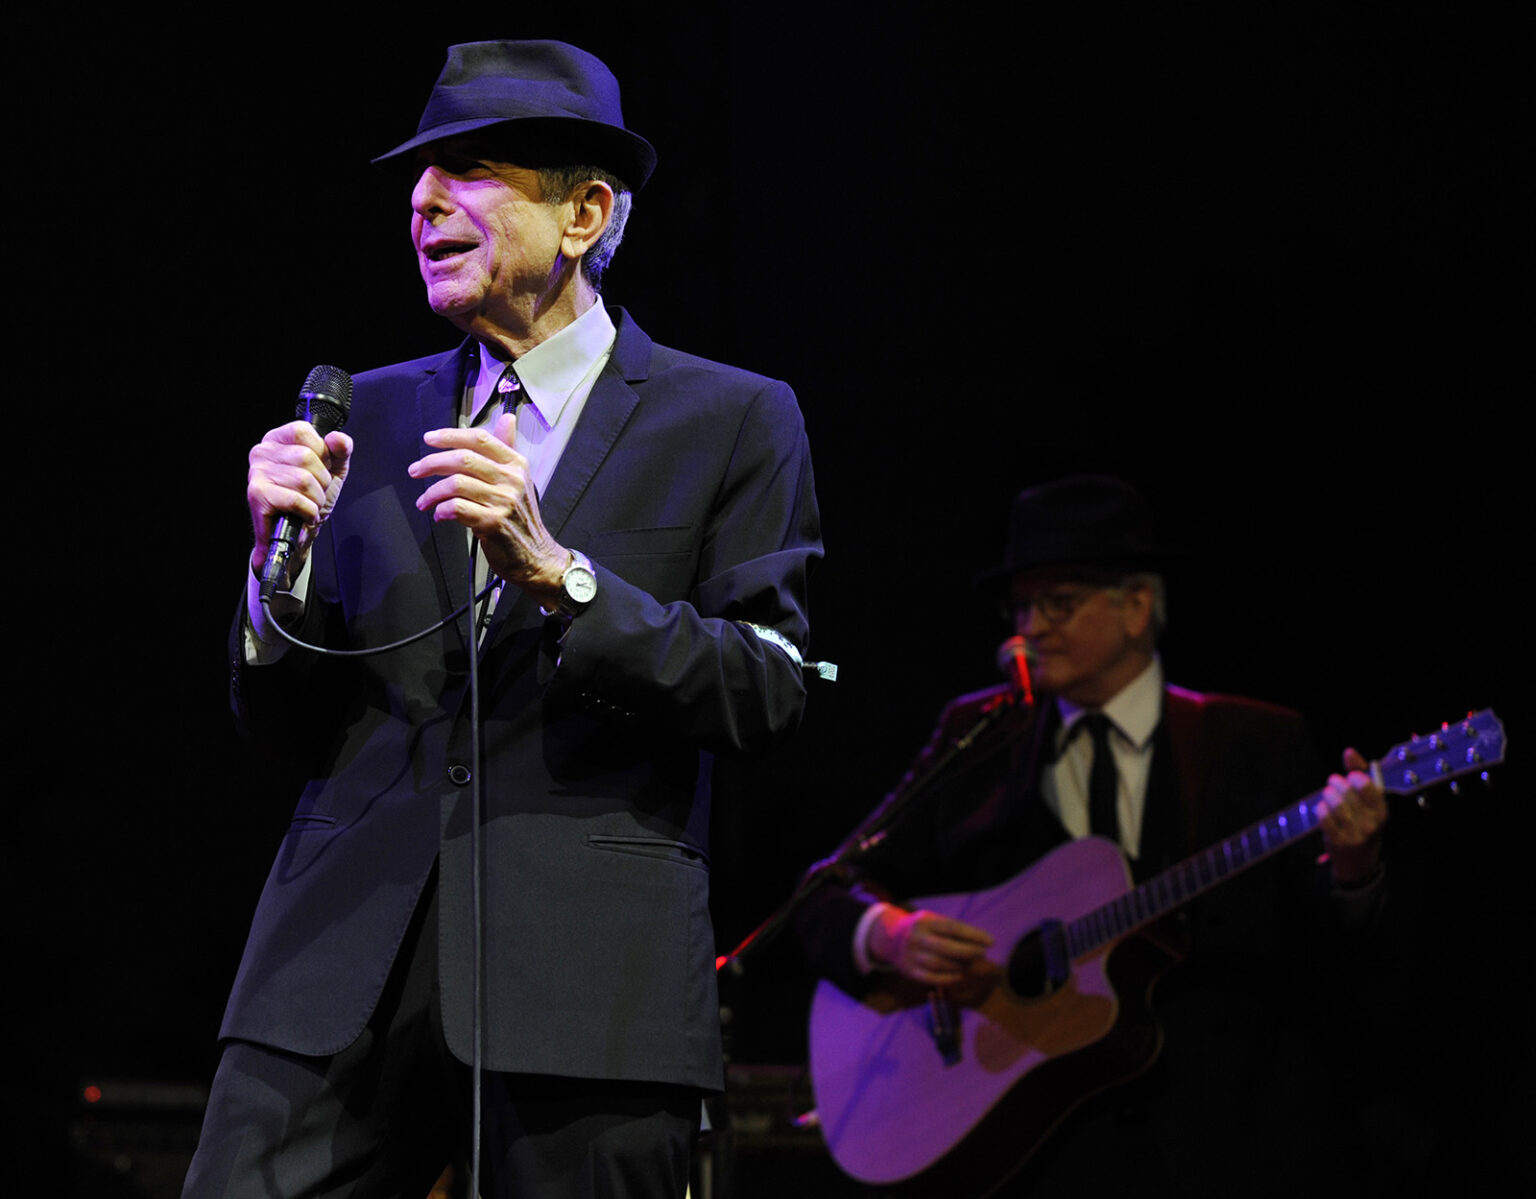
xmin=537 ymin=166 xmax=632 ymax=291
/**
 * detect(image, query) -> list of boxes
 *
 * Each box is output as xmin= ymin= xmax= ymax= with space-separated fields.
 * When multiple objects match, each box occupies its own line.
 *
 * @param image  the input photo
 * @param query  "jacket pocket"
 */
xmin=585 ymin=525 xmax=695 ymax=559
xmin=585 ymin=834 xmax=709 ymax=871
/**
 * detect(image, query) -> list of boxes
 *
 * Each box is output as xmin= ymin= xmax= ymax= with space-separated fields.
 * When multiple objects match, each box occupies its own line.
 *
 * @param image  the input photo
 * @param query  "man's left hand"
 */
xmin=1316 ymin=747 xmax=1387 ymax=885
xmin=409 ymin=409 xmax=570 ymax=606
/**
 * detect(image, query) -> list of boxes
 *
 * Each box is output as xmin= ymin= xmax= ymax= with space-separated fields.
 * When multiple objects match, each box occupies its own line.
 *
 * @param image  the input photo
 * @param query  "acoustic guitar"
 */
xmin=808 ymin=711 xmax=1505 ymax=1193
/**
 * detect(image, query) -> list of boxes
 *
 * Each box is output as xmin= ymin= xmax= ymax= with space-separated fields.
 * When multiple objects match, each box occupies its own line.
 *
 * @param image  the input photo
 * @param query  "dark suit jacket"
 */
xmin=224 ymin=309 xmax=821 ymax=1092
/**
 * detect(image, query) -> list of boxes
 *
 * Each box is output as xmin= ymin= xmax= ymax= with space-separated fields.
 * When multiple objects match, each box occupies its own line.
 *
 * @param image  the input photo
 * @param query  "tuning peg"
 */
xmin=1449 ymin=781 xmax=1461 ymax=796
xmin=1415 ymin=794 xmax=1429 ymax=809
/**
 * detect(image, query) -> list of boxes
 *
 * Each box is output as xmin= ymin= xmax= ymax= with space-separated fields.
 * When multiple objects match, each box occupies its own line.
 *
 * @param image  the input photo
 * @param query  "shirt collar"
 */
xmin=1056 ymin=656 xmax=1165 ymax=750
xmin=470 ymin=296 xmax=616 ymax=427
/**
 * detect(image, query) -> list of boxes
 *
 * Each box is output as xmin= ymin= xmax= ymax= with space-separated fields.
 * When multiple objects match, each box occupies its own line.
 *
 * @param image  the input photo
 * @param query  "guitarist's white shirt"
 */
xmin=1046 ymin=655 xmax=1165 ymax=860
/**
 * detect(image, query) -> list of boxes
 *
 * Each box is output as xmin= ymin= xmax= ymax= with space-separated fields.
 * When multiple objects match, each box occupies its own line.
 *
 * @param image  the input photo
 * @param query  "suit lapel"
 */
xmin=1138 ymin=685 xmax=1207 ymax=880
xmin=535 ymin=364 xmax=641 ymax=542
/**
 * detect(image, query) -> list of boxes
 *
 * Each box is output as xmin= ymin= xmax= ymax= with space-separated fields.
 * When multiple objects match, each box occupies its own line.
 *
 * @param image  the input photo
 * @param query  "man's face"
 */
xmin=1009 ymin=569 xmax=1154 ymax=707
xmin=409 ymin=138 xmax=568 ymax=331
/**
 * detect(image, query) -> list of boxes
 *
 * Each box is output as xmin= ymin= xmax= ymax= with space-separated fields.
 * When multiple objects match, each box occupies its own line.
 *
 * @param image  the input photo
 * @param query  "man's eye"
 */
xmin=432 ymin=154 xmax=482 ymax=175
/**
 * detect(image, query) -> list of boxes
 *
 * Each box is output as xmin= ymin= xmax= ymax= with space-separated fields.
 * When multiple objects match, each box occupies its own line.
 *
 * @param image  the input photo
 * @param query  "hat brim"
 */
xmin=372 ymin=115 xmax=657 ymax=191
xmin=973 ymin=545 xmax=1185 ymax=593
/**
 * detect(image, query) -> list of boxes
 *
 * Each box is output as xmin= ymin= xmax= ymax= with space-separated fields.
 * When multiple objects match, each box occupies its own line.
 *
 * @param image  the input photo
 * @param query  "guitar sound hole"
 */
xmin=1007 ymin=919 xmax=1071 ymax=1001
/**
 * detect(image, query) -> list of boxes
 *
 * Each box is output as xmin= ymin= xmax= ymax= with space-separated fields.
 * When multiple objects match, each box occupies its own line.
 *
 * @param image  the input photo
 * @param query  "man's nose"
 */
xmin=412 ymin=166 xmax=456 ymax=219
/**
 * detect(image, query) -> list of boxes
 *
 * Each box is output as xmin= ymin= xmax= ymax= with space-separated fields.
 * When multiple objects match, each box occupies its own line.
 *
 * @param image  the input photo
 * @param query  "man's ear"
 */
xmin=561 ymin=180 xmax=615 ymax=262
xmin=1120 ymin=582 xmax=1155 ymax=643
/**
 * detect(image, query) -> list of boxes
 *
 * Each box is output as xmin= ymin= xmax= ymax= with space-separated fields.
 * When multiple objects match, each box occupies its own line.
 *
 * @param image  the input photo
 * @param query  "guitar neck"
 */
xmin=1061 ymin=708 xmax=1505 ymax=959
xmin=1063 ymin=790 xmax=1330 ymax=959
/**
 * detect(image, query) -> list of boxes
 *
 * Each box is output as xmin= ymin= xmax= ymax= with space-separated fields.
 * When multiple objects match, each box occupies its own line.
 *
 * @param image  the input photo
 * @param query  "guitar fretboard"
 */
xmin=1063 ymin=793 xmax=1325 ymax=958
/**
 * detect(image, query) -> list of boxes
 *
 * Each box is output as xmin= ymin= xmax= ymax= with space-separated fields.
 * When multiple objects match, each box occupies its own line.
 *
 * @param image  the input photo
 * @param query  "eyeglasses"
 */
xmin=1008 ymin=585 xmax=1111 ymax=626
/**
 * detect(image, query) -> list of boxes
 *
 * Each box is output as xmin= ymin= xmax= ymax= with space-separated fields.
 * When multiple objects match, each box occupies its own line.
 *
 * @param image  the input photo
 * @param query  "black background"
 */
xmin=17 ymin=2 xmax=1531 ymax=1188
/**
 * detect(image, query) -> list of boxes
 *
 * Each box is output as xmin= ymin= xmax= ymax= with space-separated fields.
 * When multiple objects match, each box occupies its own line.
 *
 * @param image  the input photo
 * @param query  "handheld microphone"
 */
xmin=258 ymin=365 xmax=353 ymax=603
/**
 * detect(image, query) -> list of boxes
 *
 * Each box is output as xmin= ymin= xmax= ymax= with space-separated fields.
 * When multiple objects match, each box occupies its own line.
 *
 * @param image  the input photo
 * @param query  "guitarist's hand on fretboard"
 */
xmin=1316 ymin=747 xmax=1388 ymax=885
xmin=866 ymin=904 xmax=996 ymax=987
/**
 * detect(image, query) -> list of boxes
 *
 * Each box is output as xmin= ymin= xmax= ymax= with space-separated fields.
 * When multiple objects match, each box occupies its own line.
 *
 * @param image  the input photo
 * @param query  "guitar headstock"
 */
xmin=1375 ymin=709 xmax=1505 ymax=796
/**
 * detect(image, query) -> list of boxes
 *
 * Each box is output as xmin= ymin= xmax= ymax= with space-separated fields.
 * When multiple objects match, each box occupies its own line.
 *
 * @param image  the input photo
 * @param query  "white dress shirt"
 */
xmin=1045 ymin=656 xmax=1164 ymax=861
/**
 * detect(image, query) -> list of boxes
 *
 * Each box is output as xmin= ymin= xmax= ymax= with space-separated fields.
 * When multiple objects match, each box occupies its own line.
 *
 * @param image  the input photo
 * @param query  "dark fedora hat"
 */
xmin=373 ymin=40 xmax=657 ymax=189
xmin=977 ymin=476 xmax=1183 ymax=589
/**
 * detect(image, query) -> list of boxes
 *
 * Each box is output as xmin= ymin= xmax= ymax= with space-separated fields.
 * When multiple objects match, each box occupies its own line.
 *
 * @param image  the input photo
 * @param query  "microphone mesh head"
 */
xmin=297 ymin=364 xmax=354 ymax=434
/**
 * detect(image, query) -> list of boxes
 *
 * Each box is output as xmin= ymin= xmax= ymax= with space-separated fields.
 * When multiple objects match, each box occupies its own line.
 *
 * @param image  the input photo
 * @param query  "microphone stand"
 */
xmin=703 ymin=665 xmax=1036 ymax=1199
xmin=716 ymin=679 xmax=1037 ymax=972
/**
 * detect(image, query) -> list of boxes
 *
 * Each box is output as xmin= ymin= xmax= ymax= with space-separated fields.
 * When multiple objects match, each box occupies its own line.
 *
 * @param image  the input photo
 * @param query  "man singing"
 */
xmin=185 ymin=41 xmax=820 ymax=1198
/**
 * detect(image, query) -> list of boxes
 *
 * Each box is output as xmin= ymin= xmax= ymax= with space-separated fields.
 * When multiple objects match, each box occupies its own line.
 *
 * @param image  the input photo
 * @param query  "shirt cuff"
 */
xmin=244 ymin=553 xmax=312 ymax=664
xmin=852 ymin=901 xmax=896 ymax=975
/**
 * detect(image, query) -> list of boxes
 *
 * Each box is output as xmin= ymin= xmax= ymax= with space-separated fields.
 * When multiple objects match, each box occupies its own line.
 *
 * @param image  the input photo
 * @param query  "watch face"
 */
xmin=565 ymin=565 xmax=598 ymax=605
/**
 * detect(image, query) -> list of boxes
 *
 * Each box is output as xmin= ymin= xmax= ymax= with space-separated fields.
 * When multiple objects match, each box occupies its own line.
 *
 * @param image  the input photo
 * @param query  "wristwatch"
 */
xmin=554 ymin=549 xmax=597 ymax=618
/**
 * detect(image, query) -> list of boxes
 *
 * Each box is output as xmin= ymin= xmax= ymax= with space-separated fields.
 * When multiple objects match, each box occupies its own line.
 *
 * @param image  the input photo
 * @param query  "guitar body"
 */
xmin=809 ymin=836 xmax=1175 ymax=1191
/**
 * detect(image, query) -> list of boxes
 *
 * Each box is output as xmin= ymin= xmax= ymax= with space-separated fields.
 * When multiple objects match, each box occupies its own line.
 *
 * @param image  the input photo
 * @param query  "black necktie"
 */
xmin=1081 ymin=712 xmax=1120 ymax=844
xmin=471 ymin=361 xmax=524 ymax=640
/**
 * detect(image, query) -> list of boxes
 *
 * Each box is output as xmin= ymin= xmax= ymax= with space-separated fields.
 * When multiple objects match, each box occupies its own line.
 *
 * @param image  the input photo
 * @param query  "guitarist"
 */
xmin=796 ymin=476 xmax=1388 ymax=1196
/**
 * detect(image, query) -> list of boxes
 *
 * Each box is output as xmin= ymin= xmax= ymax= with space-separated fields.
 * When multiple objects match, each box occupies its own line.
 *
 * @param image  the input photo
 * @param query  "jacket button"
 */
xmin=447 ymin=764 xmax=472 ymax=785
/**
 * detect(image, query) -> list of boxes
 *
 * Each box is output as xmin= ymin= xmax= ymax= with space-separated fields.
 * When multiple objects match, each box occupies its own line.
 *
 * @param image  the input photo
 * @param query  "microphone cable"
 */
xmin=252 ymin=361 xmax=507 ymax=1191
xmin=257 ymin=583 xmax=497 ymax=657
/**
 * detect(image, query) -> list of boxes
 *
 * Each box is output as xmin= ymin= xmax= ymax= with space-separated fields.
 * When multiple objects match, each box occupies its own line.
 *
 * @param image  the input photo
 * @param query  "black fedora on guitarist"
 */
xmin=796 ymin=476 xmax=1388 ymax=1197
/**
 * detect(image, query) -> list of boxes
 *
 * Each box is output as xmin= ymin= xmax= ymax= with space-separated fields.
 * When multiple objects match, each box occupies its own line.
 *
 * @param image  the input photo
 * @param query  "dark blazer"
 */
xmin=224 ymin=309 xmax=821 ymax=1092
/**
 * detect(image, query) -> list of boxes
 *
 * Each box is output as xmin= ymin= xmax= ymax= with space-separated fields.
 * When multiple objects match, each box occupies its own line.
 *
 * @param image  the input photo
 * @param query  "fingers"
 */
xmin=407 ymin=426 xmax=531 ymax=525
xmin=248 ymin=424 xmax=340 ymax=535
xmin=922 ymin=914 xmax=994 ymax=951
xmin=323 ymin=430 xmax=354 ymax=479
xmin=410 ymin=470 xmax=534 ymax=526
xmin=252 ymin=421 xmax=344 ymax=488
xmin=407 ymin=425 xmax=565 ymax=595
xmin=411 ymin=424 xmax=520 ymax=473
xmin=272 ymin=418 xmax=331 ymax=456
xmin=1316 ymin=775 xmax=1369 ymax=839
xmin=246 ymin=423 xmax=358 ymax=578
xmin=1316 ymin=746 xmax=1388 ymax=884
xmin=409 ymin=425 xmax=531 ymax=521
xmin=875 ymin=909 xmax=994 ymax=987
xmin=1315 ymin=784 xmax=1360 ymax=844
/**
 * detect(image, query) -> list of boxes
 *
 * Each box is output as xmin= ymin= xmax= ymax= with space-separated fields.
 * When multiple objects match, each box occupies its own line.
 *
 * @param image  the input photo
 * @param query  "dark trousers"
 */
xmin=182 ymin=875 xmax=699 ymax=1199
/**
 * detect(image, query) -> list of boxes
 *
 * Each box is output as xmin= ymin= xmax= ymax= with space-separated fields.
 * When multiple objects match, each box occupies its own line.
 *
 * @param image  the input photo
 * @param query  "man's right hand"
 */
xmin=247 ymin=420 xmax=354 ymax=581
xmin=868 ymin=906 xmax=995 ymax=987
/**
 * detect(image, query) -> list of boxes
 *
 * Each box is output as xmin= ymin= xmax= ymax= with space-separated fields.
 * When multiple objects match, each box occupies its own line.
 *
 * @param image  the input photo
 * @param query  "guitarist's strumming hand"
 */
xmin=1315 ymin=747 xmax=1388 ymax=885
xmin=868 ymin=906 xmax=995 ymax=987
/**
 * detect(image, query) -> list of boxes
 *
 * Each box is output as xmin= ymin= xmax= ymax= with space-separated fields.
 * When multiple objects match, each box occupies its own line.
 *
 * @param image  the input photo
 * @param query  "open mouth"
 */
xmin=424 ymin=241 xmax=475 ymax=263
